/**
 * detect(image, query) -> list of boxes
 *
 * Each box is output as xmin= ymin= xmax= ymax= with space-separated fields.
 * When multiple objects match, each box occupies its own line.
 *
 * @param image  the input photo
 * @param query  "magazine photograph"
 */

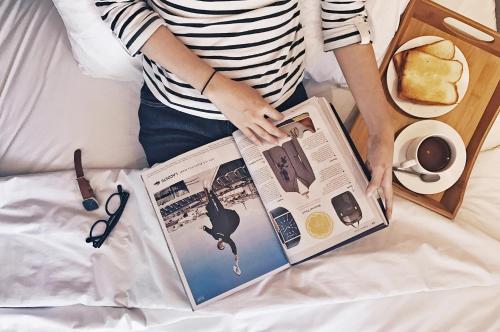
xmin=143 ymin=141 xmax=289 ymax=308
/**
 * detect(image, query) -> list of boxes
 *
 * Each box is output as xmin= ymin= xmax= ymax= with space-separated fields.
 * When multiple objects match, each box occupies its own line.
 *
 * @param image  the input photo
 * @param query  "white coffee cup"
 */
xmin=401 ymin=134 xmax=456 ymax=174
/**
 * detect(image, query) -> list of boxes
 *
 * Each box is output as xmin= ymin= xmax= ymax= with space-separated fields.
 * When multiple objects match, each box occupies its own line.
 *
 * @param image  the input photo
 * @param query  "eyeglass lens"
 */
xmin=89 ymin=220 xmax=108 ymax=239
xmin=106 ymin=193 xmax=122 ymax=215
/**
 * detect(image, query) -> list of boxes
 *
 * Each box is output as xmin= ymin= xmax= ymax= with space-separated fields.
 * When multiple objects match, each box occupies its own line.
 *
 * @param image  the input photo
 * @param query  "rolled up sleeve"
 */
xmin=321 ymin=0 xmax=371 ymax=52
xmin=95 ymin=0 xmax=166 ymax=56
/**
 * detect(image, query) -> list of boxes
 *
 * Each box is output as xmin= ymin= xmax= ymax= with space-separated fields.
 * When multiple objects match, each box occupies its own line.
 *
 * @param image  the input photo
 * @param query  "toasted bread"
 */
xmin=398 ymin=50 xmax=463 ymax=105
xmin=393 ymin=39 xmax=455 ymax=74
xmin=414 ymin=39 xmax=455 ymax=60
xmin=392 ymin=39 xmax=455 ymax=72
xmin=393 ymin=52 xmax=405 ymax=74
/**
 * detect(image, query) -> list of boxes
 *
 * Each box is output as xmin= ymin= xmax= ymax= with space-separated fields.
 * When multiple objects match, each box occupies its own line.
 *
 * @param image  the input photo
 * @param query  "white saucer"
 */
xmin=386 ymin=36 xmax=470 ymax=118
xmin=393 ymin=120 xmax=466 ymax=195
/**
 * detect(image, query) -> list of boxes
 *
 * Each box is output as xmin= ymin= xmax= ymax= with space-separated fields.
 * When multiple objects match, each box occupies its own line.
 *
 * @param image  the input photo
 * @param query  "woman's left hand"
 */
xmin=332 ymin=42 xmax=397 ymax=219
xmin=365 ymin=123 xmax=394 ymax=220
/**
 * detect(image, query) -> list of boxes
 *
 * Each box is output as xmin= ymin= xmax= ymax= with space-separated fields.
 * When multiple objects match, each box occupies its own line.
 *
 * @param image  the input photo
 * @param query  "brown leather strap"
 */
xmin=74 ymin=149 xmax=84 ymax=178
xmin=74 ymin=149 xmax=96 ymax=200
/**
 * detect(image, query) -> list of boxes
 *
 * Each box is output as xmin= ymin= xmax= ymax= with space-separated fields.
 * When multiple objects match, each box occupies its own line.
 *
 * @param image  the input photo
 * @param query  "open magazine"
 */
xmin=141 ymin=97 xmax=388 ymax=309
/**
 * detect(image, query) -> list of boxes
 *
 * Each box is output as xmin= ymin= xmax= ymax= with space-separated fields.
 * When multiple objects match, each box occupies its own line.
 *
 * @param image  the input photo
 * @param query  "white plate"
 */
xmin=386 ymin=36 xmax=470 ymax=118
xmin=393 ymin=120 xmax=466 ymax=195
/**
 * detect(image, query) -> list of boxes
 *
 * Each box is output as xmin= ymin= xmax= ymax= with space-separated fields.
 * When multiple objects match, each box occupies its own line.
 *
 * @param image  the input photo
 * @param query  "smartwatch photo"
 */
xmin=269 ymin=207 xmax=301 ymax=249
xmin=74 ymin=149 xmax=99 ymax=211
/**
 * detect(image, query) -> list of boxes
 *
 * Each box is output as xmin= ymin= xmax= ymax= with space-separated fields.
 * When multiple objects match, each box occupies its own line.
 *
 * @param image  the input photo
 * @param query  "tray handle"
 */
xmin=412 ymin=0 xmax=500 ymax=55
xmin=443 ymin=17 xmax=495 ymax=43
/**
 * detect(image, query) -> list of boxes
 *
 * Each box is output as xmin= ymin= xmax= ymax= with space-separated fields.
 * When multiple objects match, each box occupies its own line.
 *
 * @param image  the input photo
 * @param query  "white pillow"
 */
xmin=51 ymin=0 xmax=143 ymax=84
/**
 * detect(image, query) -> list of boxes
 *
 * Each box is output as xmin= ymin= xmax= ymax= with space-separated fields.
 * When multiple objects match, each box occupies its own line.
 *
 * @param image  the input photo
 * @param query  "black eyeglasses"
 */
xmin=86 ymin=185 xmax=129 ymax=248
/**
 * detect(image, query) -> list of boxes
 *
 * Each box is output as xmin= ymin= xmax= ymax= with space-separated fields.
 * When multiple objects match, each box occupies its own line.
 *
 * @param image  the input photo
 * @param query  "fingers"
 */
xmin=242 ymin=105 xmax=285 ymax=145
xmin=239 ymin=105 xmax=286 ymax=145
xmin=381 ymin=168 xmax=394 ymax=220
xmin=262 ymin=105 xmax=284 ymax=121
xmin=366 ymin=166 xmax=384 ymax=197
xmin=242 ymin=122 xmax=283 ymax=146
xmin=249 ymin=123 xmax=279 ymax=145
xmin=257 ymin=117 xmax=287 ymax=139
xmin=365 ymin=160 xmax=372 ymax=173
xmin=241 ymin=127 xmax=261 ymax=146
xmin=366 ymin=165 xmax=394 ymax=221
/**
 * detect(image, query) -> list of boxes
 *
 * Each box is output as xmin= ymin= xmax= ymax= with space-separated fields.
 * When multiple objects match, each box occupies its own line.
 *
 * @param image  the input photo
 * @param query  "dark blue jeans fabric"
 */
xmin=138 ymin=83 xmax=308 ymax=166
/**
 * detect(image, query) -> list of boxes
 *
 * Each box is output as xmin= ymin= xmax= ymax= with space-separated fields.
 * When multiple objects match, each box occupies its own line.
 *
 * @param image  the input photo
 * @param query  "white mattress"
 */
xmin=0 ymin=0 xmax=499 ymax=331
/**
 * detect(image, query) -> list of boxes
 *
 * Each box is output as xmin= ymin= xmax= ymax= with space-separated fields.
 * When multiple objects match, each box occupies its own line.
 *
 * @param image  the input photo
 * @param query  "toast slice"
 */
xmin=392 ymin=39 xmax=456 ymax=72
xmin=393 ymin=52 xmax=405 ymax=74
xmin=414 ymin=39 xmax=455 ymax=60
xmin=398 ymin=50 xmax=463 ymax=105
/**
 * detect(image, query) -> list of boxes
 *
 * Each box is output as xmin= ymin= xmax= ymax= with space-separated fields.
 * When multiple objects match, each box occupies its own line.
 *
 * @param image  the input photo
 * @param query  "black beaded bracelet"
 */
xmin=201 ymin=70 xmax=217 ymax=95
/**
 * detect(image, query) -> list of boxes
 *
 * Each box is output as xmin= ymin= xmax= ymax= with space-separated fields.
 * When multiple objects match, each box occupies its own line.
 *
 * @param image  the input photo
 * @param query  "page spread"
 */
xmin=141 ymin=137 xmax=289 ymax=309
xmin=233 ymin=97 xmax=388 ymax=264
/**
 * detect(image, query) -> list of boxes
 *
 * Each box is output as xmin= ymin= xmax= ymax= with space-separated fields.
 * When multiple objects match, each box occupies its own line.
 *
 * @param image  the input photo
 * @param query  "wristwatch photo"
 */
xmin=269 ymin=207 xmax=301 ymax=249
xmin=74 ymin=149 xmax=99 ymax=211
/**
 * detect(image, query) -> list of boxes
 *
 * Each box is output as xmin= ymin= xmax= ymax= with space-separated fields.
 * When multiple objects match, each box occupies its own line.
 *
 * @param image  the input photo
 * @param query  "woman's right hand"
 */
xmin=204 ymin=72 xmax=287 ymax=145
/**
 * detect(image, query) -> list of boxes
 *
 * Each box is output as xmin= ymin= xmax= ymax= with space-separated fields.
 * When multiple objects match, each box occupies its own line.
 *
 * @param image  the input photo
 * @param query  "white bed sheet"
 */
xmin=0 ymin=0 xmax=147 ymax=177
xmin=0 ymin=147 xmax=499 ymax=331
xmin=1 ymin=285 xmax=499 ymax=331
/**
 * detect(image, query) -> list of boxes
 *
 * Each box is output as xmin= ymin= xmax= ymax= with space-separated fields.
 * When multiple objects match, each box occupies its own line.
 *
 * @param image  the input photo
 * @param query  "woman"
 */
xmin=95 ymin=0 xmax=394 ymax=218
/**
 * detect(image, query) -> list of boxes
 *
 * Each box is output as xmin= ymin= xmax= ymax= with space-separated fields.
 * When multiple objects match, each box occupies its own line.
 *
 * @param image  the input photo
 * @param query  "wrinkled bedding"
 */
xmin=0 ymin=148 xmax=499 ymax=330
xmin=0 ymin=0 xmax=499 ymax=331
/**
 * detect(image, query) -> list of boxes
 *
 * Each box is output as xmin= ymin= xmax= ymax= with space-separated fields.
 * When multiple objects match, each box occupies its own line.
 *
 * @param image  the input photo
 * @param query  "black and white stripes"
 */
xmin=95 ymin=0 xmax=370 ymax=120
xmin=321 ymin=0 xmax=370 ymax=51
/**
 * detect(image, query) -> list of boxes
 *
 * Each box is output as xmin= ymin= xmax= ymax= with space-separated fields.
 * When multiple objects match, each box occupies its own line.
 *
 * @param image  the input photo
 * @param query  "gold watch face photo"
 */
xmin=305 ymin=212 xmax=333 ymax=239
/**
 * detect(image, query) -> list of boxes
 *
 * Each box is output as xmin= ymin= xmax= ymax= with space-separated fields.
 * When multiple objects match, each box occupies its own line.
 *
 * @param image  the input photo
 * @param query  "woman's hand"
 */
xmin=204 ymin=73 xmax=287 ymax=145
xmin=139 ymin=28 xmax=285 ymax=145
xmin=333 ymin=43 xmax=397 ymax=220
xmin=365 ymin=120 xmax=394 ymax=220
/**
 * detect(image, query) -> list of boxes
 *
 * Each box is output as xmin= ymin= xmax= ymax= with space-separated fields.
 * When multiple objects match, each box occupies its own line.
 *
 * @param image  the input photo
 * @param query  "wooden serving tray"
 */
xmin=350 ymin=0 xmax=500 ymax=219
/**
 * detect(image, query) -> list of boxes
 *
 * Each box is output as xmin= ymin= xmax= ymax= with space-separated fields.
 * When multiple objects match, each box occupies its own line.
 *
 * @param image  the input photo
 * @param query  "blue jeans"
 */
xmin=138 ymin=84 xmax=308 ymax=166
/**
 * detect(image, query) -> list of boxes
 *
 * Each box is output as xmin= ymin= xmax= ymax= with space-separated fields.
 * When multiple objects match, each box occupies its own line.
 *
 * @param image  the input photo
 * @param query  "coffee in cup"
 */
xmin=417 ymin=136 xmax=452 ymax=172
xmin=401 ymin=134 xmax=456 ymax=174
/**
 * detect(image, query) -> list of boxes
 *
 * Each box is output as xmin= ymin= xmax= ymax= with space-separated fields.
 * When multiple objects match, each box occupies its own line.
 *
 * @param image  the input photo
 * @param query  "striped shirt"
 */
xmin=95 ymin=0 xmax=370 ymax=120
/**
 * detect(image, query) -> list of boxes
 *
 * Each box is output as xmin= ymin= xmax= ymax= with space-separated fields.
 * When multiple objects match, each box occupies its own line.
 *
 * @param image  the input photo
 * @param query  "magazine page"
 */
xmin=141 ymin=137 xmax=289 ymax=309
xmin=233 ymin=98 xmax=387 ymax=264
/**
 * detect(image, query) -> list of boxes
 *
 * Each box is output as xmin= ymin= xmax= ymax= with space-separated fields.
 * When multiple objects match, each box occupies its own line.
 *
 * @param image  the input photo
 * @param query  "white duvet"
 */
xmin=0 ymin=147 xmax=499 ymax=331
